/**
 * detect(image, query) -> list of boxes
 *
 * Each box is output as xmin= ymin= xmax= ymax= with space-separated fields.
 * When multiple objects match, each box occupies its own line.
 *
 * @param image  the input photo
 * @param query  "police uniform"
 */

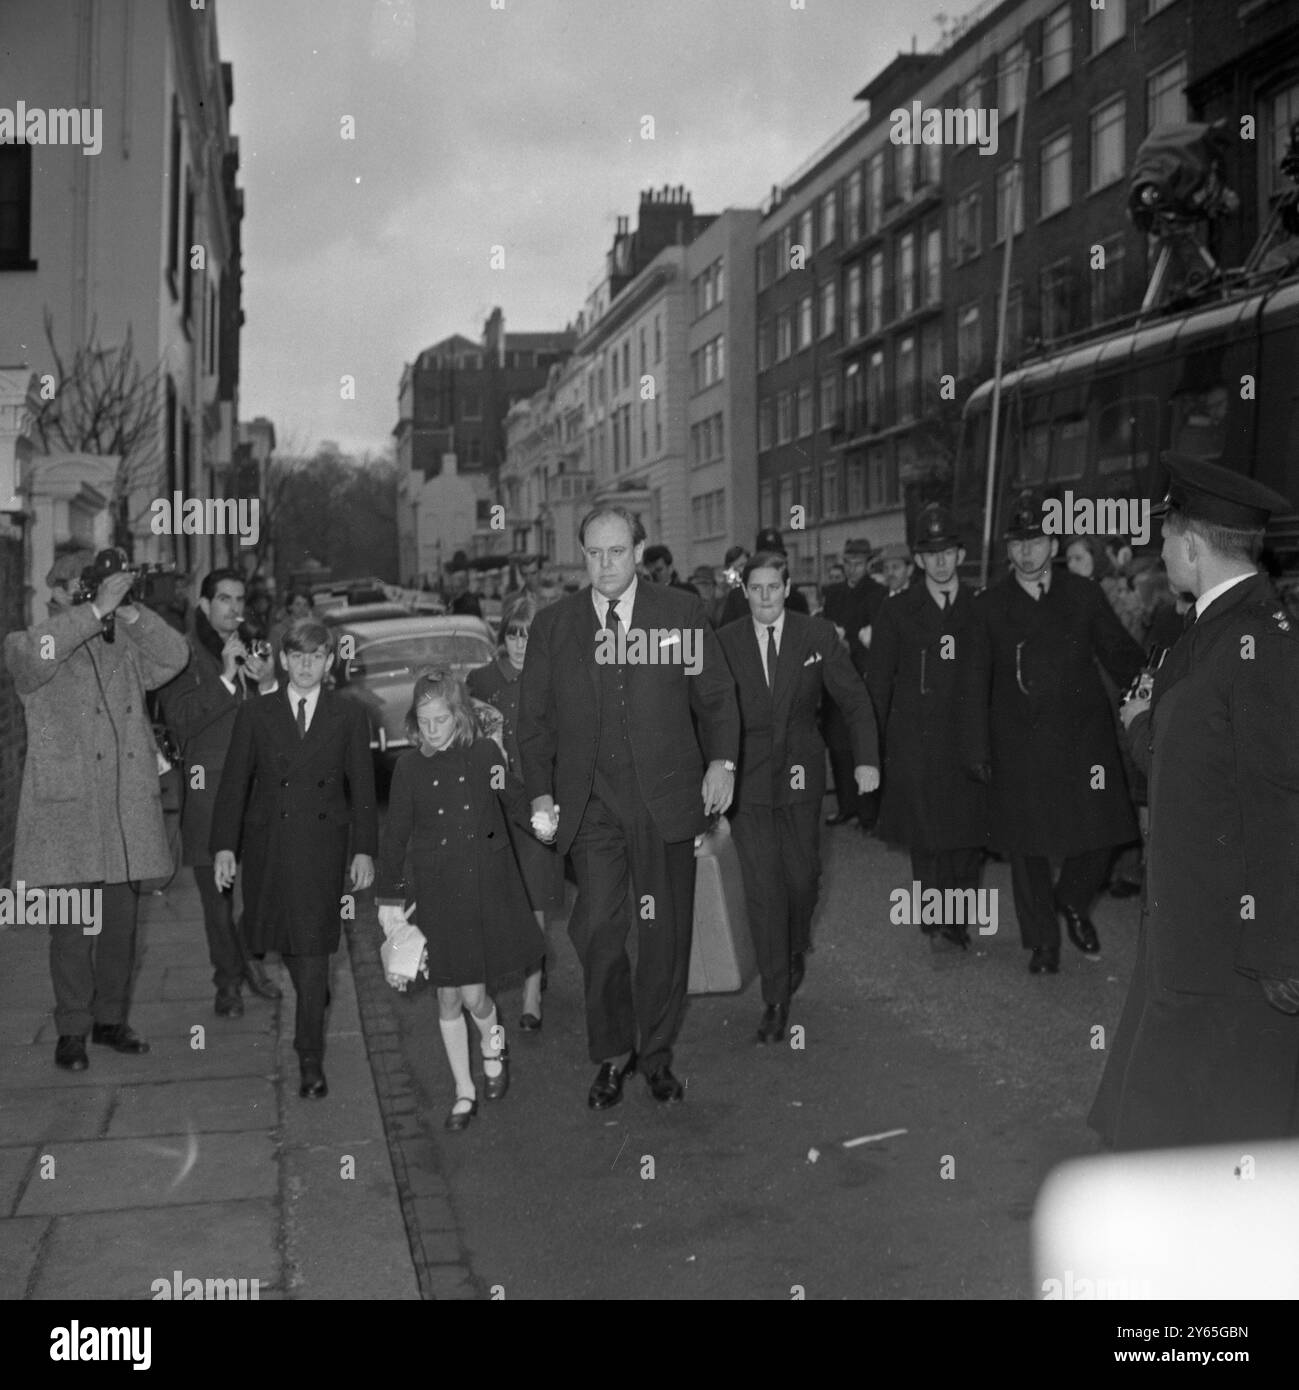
xmin=961 ymin=491 xmax=1144 ymax=972
xmin=868 ymin=506 xmax=987 ymax=948
xmin=1090 ymin=459 xmax=1299 ymax=1148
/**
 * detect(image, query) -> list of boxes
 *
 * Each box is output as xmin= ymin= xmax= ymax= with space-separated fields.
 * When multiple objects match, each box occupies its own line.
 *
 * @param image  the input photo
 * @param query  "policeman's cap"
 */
xmin=1004 ymin=490 xmax=1046 ymax=540
xmin=1155 ymin=454 xmax=1292 ymax=528
xmin=754 ymin=527 xmax=788 ymax=555
xmin=913 ymin=504 xmax=963 ymax=553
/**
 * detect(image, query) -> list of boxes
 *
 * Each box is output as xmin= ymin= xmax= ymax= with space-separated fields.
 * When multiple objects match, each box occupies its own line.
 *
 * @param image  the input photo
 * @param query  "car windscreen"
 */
xmin=349 ymin=634 xmax=493 ymax=678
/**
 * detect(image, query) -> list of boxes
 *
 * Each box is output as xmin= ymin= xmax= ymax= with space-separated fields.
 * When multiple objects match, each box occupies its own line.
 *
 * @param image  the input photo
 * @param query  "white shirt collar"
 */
xmin=1014 ymin=569 xmax=1050 ymax=600
xmin=592 ymin=574 xmax=638 ymax=623
xmin=752 ymin=609 xmax=787 ymax=645
xmin=287 ymin=683 xmax=322 ymax=724
xmin=1194 ymin=570 xmax=1255 ymax=620
xmin=925 ymin=577 xmax=959 ymax=608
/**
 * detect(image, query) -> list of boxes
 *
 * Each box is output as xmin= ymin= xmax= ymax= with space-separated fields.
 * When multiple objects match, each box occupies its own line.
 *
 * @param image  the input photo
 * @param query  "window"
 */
xmin=896 ymin=335 xmax=916 ymax=423
xmin=1091 ymin=0 xmax=1126 ymax=55
xmin=757 ymin=240 xmax=776 ymax=291
xmin=847 ymin=264 xmax=864 ymax=340
xmin=958 ymin=302 xmax=982 ymax=376
xmin=779 ymin=474 xmax=794 ymax=522
xmin=760 ymin=479 xmax=774 ymax=525
xmin=894 ymin=143 xmax=915 ymax=205
xmin=820 ymin=189 xmax=837 ymax=246
xmin=798 ymin=209 xmax=814 ymax=259
xmin=1040 ymin=129 xmax=1072 ymax=217
xmin=1090 ymin=236 xmax=1127 ymax=325
xmin=622 ymin=342 xmax=630 ymax=387
xmin=953 ymin=188 xmax=981 ymax=261
xmin=866 ymin=350 xmax=886 ymax=427
xmin=797 ymin=382 xmax=814 ymax=438
xmin=998 ymin=41 xmax=1027 ymax=117
xmin=715 ymin=336 xmax=724 ymax=381
xmin=866 ymin=152 xmax=885 ymax=234
xmin=182 ymin=174 xmax=195 ymax=326
xmin=867 ymin=444 xmax=898 ymax=510
xmin=716 ymin=411 xmax=724 ymax=460
xmin=462 ymin=392 xmax=482 ymax=421
xmin=820 ymin=372 xmax=839 ymax=430
xmin=920 ymin=321 xmax=943 ymax=406
xmin=994 ymin=164 xmax=1024 ymax=243
xmin=821 ymin=461 xmax=840 ymax=518
xmin=655 ymin=314 xmax=662 ymax=361
xmin=1042 ymin=5 xmax=1072 ymax=89
xmin=797 ymin=468 xmax=812 ymax=511
xmin=819 ymin=278 xmax=837 ymax=339
xmin=922 ymin=140 xmax=942 ymax=188
xmin=896 ymin=232 xmax=916 ymax=317
xmin=846 ymin=169 xmax=864 ymax=242
xmin=1003 ymin=285 xmax=1024 ymax=361
xmin=611 ymin=351 xmax=619 ymax=394
xmin=716 ymin=261 xmax=724 ymax=304
xmin=468 ymin=437 xmax=482 ymax=465
xmin=846 ymin=455 xmax=867 ymax=514
xmin=778 ymin=222 xmax=794 ymax=277
xmin=1090 ymin=96 xmax=1126 ymax=193
xmin=959 ymin=73 xmax=982 ymax=112
xmin=758 ymin=319 xmax=773 ymax=372
xmin=1148 ymin=57 xmax=1187 ymax=133
xmin=1268 ymin=81 xmax=1299 ymax=198
xmin=777 ymin=312 xmax=793 ymax=362
xmin=641 ymin=401 xmax=649 ymax=457
xmin=799 ymin=295 xmax=814 ymax=350
xmin=844 ymin=360 xmax=864 ymax=435
xmin=922 ymin=223 xmax=942 ymax=305
xmin=0 ymin=143 xmax=34 ymax=268
xmin=759 ymin=400 xmax=774 ymax=452
xmin=777 ymin=393 xmax=794 ymax=445
xmin=639 ymin=327 xmax=647 ymax=374
xmin=867 ymin=252 xmax=884 ymax=334
xmin=655 ymin=396 xmax=662 ymax=451
xmin=1040 ymin=260 xmax=1075 ymax=340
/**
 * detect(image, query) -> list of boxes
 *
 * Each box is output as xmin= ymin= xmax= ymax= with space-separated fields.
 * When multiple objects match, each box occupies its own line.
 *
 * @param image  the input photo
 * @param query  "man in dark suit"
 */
xmin=517 ymin=505 xmax=739 ymax=1108
xmin=718 ymin=551 xmax=878 ymax=1041
xmin=821 ymin=536 xmax=884 ymax=828
xmin=211 ymin=619 xmax=378 ymax=1099
xmin=1091 ymin=458 xmax=1299 ymax=1149
xmin=869 ymin=506 xmax=988 ymax=954
xmin=160 ymin=569 xmax=282 ymax=1018
xmin=643 ymin=544 xmax=700 ymax=597
xmin=961 ymin=491 xmax=1143 ymax=975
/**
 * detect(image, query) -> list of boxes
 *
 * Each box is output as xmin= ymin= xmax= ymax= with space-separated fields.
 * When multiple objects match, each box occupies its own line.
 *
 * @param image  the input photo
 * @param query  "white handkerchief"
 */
xmin=380 ymin=918 xmax=428 ymax=984
xmin=803 ymin=651 xmax=822 ymax=666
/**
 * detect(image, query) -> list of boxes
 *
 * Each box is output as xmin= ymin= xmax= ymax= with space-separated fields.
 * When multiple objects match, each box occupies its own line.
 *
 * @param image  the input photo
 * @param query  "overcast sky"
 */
xmin=220 ymin=0 xmax=950 ymax=457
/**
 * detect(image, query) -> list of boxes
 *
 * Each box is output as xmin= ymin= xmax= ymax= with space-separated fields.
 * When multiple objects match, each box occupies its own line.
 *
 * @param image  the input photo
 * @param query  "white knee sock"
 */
xmin=439 ymin=1013 xmax=475 ymax=1101
xmin=470 ymin=1003 xmax=503 ymax=1079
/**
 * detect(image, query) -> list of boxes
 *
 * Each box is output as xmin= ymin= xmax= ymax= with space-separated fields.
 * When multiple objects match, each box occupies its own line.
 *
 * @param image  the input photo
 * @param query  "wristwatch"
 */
xmin=719 ymin=759 xmax=736 ymax=772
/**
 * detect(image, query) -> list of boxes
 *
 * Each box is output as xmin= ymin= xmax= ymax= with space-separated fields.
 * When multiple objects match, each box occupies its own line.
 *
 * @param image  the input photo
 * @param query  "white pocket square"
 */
xmin=658 ymin=632 xmax=680 ymax=648
xmin=803 ymin=652 xmax=822 ymax=666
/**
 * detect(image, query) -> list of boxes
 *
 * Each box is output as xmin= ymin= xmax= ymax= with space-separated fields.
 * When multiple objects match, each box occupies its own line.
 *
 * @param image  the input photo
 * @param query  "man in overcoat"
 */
xmin=869 ymin=505 xmax=987 ymax=953
xmin=961 ymin=492 xmax=1143 ymax=974
xmin=160 ymin=569 xmax=281 ymax=1018
xmin=517 ymin=505 xmax=739 ymax=1109
xmin=718 ymin=551 xmax=878 ymax=1041
xmin=1090 ymin=458 xmax=1299 ymax=1148
xmin=4 ymin=549 xmax=190 ymax=1070
xmin=210 ymin=619 xmax=377 ymax=1098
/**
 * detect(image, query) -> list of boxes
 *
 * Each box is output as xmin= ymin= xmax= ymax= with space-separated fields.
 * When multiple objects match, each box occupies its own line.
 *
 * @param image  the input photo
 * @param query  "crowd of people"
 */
xmin=5 ymin=457 xmax=1297 ymax=1152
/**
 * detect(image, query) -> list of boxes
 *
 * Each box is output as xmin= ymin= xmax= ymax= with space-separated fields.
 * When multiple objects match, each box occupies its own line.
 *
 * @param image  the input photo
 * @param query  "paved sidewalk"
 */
xmin=0 ymin=869 xmax=420 ymax=1300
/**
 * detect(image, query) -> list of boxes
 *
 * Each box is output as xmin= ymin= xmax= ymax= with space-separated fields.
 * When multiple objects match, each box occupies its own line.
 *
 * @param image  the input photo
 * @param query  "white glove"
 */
xmin=531 ymin=805 xmax=560 ymax=843
xmin=378 ymin=902 xmax=417 ymax=938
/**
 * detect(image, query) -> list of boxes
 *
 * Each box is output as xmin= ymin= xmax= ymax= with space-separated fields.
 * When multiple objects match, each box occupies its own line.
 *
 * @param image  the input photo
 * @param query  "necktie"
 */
xmin=765 ymin=625 xmax=778 ymax=688
xmin=296 ymin=697 xmax=307 ymax=739
xmin=1183 ymin=605 xmax=1198 ymax=631
xmin=943 ymin=591 xmax=953 ymax=610
xmin=604 ymin=599 xmax=621 ymax=632
xmin=1036 ymin=581 xmax=1046 ymax=601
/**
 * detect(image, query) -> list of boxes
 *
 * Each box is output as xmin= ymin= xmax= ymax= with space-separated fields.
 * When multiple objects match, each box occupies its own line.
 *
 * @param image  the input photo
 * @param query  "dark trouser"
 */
xmin=567 ymin=765 xmax=696 ymax=1072
xmin=1009 ymin=849 xmax=1111 ymax=951
xmin=909 ymin=848 xmax=983 ymax=941
xmin=823 ymin=702 xmax=877 ymax=826
xmin=731 ymin=802 xmax=822 ymax=1006
xmin=194 ymin=868 xmax=247 ymax=991
xmin=48 ymin=881 xmax=139 ymax=1037
xmin=283 ymin=953 xmax=331 ymax=1061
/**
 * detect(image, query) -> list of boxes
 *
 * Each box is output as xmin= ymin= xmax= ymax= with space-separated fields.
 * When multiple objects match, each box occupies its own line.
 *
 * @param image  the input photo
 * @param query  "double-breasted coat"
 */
xmin=1090 ymin=573 xmax=1299 ymax=1147
xmin=717 ymin=610 xmax=877 ymax=813
xmin=209 ymin=687 xmax=378 ymax=956
xmin=375 ymin=738 xmax=544 ymax=986
xmin=960 ymin=569 xmax=1143 ymax=857
xmin=4 ymin=602 xmax=190 ymax=886
xmin=868 ymin=583 xmax=987 ymax=853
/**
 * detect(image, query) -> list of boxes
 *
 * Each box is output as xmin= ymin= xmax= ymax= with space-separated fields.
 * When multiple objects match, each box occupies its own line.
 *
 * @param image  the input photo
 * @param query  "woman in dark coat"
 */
xmin=467 ymin=593 xmax=562 ymax=1028
xmin=376 ymin=670 xmax=544 ymax=1131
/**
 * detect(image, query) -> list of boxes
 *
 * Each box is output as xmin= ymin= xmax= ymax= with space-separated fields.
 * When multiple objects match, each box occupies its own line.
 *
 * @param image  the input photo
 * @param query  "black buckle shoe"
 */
xmin=483 ymin=1043 xmax=510 ymax=1101
xmin=90 ymin=1023 xmax=150 ymax=1054
xmin=588 ymin=1052 xmax=637 ymax=1110
xmin=55 ymin=1035 xmax=89 ymax=1071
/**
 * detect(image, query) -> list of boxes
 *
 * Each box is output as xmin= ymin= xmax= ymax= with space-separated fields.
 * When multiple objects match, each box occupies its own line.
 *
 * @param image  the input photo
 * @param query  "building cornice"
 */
xmin=577 ymin=264 xmax=677 ymax=354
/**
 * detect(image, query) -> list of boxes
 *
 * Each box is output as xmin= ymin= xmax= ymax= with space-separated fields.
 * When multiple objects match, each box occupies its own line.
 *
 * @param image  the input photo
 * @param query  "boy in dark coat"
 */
xmin=210 ymin=619 xmax=377 ymax=1098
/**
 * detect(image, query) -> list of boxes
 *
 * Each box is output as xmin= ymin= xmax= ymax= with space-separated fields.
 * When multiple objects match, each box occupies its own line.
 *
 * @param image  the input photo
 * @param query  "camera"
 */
xmin=70 ymin=547 xmax=174 ymax=609
xmin=236 ymin=623 xmax=272 ymax=664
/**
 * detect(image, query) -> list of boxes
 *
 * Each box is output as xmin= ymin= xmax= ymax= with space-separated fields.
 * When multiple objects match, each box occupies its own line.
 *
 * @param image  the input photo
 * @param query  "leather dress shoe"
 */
xmin=91 ymin=1023 xmax=150 ymax=1054
xmin=588 ymin=1052 xmax=637 ymax=1110
xmin=215 ymin=987 xmax=244 ymax=1018
xmin=825 ymin=811 xmax=856 ymax=826
xmin=1028 ymin=947 xmax=1060 ymax=975
xmin=244 ymin=959 xmax=281 ymax=1000
xmin=55 ymin=1035 xmax=89 ymax=1071
xmin=518 ymin=1013 xmax=542 ymax=1032
xmin=445 ymin=1095 xmax=478 ymax=1131
xmin=789 ymin=952 xmax=806 ymax=996
xmin=646 ymin=1064 xmax=685 ymax=1103
xmin=483 ymin=1044 xmax=510 ymax=1101
xmin=299 ymin=1059 xmax=328 ymax=1099
xmin=1057 ymin=903 xmax=1102 ymax=958
xmin=757 ymin=1003 xmax=789 ymax=1044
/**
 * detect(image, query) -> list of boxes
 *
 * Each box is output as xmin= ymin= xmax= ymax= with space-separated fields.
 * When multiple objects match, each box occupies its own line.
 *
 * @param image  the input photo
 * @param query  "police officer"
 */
xmin=1090 ymin=458 xmax=1299 ymax=1148
xmin=869 ymin=505 xmax=987 ymax=953
xmin=961 ymin=491 xmax=1143 ymax=973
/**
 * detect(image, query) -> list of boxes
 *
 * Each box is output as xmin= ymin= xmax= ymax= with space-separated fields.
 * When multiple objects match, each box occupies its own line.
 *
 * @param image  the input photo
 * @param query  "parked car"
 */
xmin=320 ymin=602 xmax=411 ymax=626
xmin=331 ymin=615 xmax=497 ymax=772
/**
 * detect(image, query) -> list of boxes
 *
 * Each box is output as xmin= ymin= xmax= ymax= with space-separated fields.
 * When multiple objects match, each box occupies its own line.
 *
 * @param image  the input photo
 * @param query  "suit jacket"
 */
xmin=516 ymin=582 xmax=740 ymax=854
xmin=209 ymin=686 xmax=378 ymax=955
xmin=718 ymin=610 xmax=877 ymax=814
xmin=824 ymin=577 xmax=886 ymax=676
xmin=4 ymin=603 xmax=189 ymax=886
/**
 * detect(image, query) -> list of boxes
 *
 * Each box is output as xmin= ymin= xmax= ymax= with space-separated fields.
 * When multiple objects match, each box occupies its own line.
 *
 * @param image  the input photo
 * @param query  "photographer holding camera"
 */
xmin=159 ymin=568 xmax=281 ymax=1018
xmin=3 ymin=548 xmax=190 ymax=1071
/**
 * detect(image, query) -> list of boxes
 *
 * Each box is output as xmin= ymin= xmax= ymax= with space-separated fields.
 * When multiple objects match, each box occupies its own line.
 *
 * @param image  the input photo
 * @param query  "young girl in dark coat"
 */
xmin=376 ymin=670 xmax=544 ymax=1131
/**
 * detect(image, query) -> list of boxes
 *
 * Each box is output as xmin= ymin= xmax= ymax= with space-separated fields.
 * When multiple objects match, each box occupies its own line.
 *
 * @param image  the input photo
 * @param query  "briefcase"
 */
xmin=688 ymin=816 xmax=756 ymax=994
